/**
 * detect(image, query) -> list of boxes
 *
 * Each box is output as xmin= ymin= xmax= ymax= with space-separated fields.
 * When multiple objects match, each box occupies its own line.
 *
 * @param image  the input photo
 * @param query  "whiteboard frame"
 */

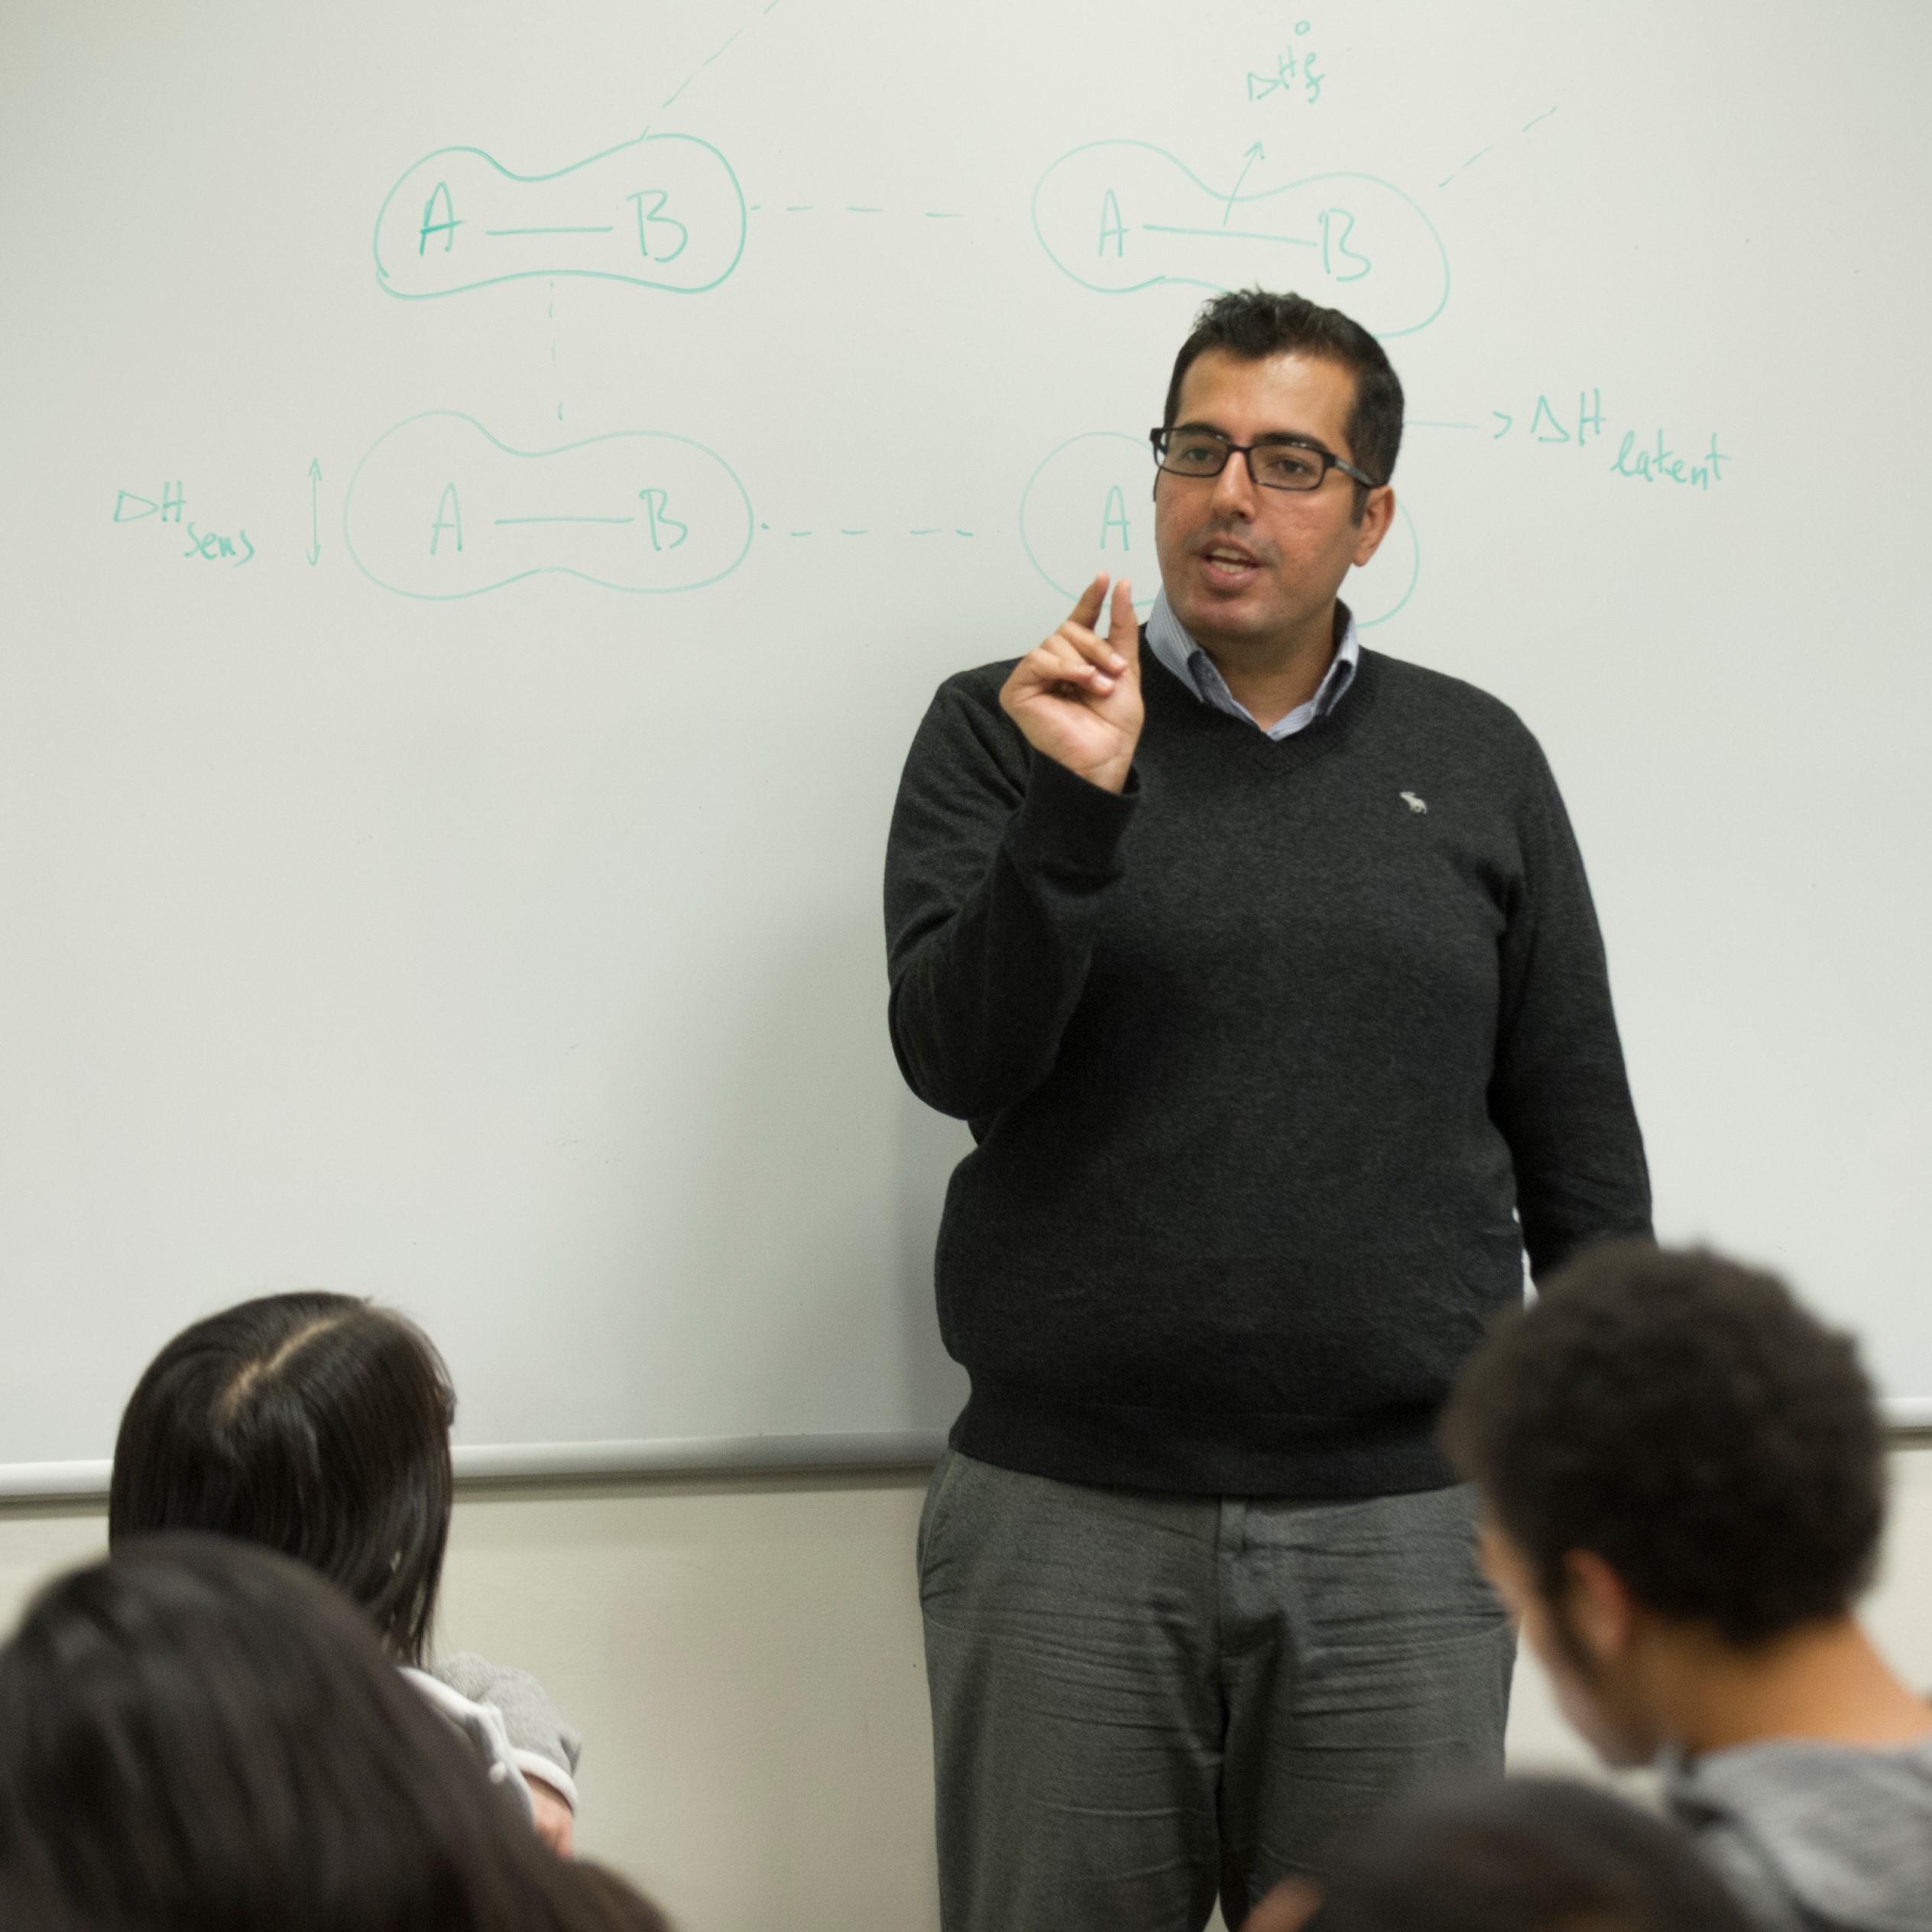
xmin=5 ymin=1409 xmax=1930 ymax=1502
xmin=0 ymin=1431 xmax=954 ymax=1502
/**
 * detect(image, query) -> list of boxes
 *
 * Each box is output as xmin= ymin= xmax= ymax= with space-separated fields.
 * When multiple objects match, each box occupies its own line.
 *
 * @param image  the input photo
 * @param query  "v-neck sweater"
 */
xmin=884 ymin=641 xmax=1652 ymax=1496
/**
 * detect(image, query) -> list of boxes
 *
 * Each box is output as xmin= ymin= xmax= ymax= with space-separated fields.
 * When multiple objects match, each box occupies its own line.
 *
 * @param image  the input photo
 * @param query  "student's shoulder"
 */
xmin=430 ymin=1652 xmax=571 ymax=1727
xmin=428 ymin=1650 xmax=527 ymax=1706
xmin=1667 ymin=1739 xmax=1932 ymax=1932
xmin=429 ymin=1652 xmax=583 ymax=1778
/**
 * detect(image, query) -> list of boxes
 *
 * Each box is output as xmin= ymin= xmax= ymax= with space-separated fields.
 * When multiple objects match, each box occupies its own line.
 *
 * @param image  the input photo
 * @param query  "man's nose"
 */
xmin=1210 ymin=450 xmax=1258 ymax=517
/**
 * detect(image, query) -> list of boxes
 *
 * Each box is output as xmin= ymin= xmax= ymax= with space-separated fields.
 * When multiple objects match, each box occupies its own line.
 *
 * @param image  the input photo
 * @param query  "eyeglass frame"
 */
xmin=1149 ymin=425 xmax=1380 ymax=493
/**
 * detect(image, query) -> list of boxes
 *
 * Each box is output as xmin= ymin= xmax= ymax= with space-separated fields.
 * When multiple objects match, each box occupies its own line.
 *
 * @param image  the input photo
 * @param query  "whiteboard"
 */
xmin=3 ymin=0 xmax=1929 ymax=1493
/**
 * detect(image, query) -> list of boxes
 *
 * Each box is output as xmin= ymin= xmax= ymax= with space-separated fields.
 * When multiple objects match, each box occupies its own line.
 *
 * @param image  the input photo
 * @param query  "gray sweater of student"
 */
xmin=884 ymin=642 xmax=1652 ymax=1496
xmin=1668 ymin=1738 xmax=1932 ymax=1931
xmin=432 ymin=1652 xmax=582 ymax=1805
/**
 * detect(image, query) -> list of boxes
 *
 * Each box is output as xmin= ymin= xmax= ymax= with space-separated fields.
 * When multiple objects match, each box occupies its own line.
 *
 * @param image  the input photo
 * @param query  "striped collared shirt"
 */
xmin=1143 ymin=588 xmax=1360 ymax=739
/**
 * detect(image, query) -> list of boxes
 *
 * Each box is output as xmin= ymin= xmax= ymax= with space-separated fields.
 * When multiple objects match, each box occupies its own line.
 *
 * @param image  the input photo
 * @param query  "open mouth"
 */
xmin=1198 ymin=540 xmax=1262 ymax=585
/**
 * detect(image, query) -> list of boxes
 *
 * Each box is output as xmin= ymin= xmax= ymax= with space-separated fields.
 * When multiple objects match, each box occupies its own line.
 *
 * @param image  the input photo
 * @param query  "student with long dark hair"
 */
xmin=0 ymin=1538 xmax=665 ymax=1932
xmin=1240 ymin=1777 xmax=1758 ymax=1932
xmin=109 ymin=1291 xmax=582 ymax=1849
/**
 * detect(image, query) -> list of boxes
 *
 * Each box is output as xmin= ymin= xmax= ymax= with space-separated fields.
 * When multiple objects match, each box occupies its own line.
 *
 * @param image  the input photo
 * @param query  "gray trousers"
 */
xmin=918 ymin=1450 xmax=1514 ymax=1932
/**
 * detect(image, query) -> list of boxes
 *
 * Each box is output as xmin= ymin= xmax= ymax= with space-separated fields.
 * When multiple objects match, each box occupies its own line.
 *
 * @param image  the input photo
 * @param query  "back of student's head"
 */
xmin=109 ymin=1291 xmax=455 ymax=1663
xmin=0 ymin=1538 xmax=666 ymax=1932
xmin=1441 ymin=1240 xmax=1884 ymax=1644
xmin=1256 ymin=1777 xmax=1756 ymax=1932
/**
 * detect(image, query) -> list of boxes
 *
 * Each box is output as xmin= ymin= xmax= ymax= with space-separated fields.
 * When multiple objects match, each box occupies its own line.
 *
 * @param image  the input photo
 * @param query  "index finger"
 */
xmin=1068 ymin=573 xmax=1110 ymax=630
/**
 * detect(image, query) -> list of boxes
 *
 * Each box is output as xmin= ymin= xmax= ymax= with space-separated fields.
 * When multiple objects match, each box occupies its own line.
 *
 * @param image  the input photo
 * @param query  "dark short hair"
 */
xmin=109 ymin=1292 xmax=455 ymax=1665
xmin=1162 ymin=287 xmax=1405 ymax=491
xmin=1303 ymin=1776 xmax=1757 ymax=1932
xmin=0 ymin=1539 xmax=666 ymax=1932
xmin=1442 ymin=1242 xmax=1885 ymax=1645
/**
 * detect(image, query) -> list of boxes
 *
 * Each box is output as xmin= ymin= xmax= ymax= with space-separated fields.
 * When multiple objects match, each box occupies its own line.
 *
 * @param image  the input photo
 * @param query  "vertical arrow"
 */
xmin=306 ymin=459 xmax=321 ymax=564
xmin=1223 ymin=141 xmax=1265 ymax=225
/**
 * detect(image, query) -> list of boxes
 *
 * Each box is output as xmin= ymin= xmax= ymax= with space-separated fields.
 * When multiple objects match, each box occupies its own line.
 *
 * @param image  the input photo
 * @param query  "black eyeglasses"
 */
xmin=1150 ymin=426 xmax=1379 ymax=493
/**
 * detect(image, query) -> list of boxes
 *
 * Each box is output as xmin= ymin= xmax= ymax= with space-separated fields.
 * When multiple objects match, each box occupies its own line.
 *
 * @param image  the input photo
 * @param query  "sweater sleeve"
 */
xmin=1489 ymin=740 xmax=1653 ymax=1279
xmin=430 ymin=1652 xmax=582 ymax=1810
xmin=884 ymin=674 xmax=1137 ymax=1122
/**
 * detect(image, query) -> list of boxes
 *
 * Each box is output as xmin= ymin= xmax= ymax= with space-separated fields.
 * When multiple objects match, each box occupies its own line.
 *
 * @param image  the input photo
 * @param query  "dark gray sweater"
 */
xmin=885 ymin=643 xmax=1652 ymax=1496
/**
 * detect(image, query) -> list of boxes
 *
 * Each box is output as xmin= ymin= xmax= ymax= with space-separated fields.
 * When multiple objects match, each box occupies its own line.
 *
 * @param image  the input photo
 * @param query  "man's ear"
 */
xmin=1350 ymin=484 xmax=1396 ymax=562
xmin=1561 ymin=1548 xmax=1640 ymax=1665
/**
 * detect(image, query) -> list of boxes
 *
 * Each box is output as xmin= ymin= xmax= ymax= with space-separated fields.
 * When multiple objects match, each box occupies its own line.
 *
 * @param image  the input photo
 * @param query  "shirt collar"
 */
xmin=1144 ymin=588 xmax=1360 ymax=741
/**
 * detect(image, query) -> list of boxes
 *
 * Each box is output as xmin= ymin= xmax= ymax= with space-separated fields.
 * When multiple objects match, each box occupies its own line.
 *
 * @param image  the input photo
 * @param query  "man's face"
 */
xmin=1478 ymin=1519 xmax=1662 ymax=1768
xmin=1152 ymin=348 xmax=1394 ymax=650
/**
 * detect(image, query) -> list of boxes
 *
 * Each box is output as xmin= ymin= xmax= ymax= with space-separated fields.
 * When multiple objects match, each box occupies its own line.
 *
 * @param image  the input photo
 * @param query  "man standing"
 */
xmin=883 ymin=290 xmax=1652 ymax=1932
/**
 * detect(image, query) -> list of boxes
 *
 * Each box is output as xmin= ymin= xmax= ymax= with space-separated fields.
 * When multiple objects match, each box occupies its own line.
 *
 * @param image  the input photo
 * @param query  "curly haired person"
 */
xmin=1444 ymin=1241 xmax=1932 ymax=1932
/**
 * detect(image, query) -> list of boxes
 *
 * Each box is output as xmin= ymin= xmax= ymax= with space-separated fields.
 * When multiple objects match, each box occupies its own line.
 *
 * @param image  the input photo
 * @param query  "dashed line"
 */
xmin=1437 ymin=144 xmax=1494 ymax=189
xmin=750 ymin=205 xmax=970 ymax=219
xmin=656 ymin=0 xmax=781 ymax=112
xmin=1438 ymin=110 xmax=1558 ymax=190
xmin=548 ymin=282 xmax=561 ymax=417
xmin=774 ymin=527 xmax=979 ymax=539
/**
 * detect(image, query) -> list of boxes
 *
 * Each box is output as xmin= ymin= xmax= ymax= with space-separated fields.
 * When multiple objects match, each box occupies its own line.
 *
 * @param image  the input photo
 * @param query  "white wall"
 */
xmin=5 ymin=1450 xmax=1930 ymax=1932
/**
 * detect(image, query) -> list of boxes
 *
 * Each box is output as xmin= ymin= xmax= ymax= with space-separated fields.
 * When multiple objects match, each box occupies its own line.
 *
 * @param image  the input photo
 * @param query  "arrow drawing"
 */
xmin=306 ymin=459 xmax=321 ymax=565
xmin=1223 ymin=142 xmax=1264 ymax=226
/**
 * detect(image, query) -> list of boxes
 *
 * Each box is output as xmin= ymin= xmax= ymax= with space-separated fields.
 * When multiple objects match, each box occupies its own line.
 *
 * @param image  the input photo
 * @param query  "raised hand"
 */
xmin=998 ymin=575 xmax=1143 ymax=795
